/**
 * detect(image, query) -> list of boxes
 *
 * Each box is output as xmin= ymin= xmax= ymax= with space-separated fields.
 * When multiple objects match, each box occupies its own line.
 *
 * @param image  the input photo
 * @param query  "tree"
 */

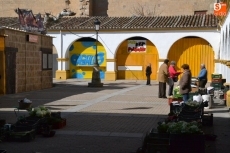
xmin=129 ymin=3 xmax=163 ymax=17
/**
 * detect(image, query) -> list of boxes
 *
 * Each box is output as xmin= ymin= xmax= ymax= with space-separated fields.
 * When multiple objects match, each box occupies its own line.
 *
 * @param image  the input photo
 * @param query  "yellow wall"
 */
xmin=167 ymin=37 xmax=214 ymax=81
xmin=0 ymin=37 xmax=5 ymax=95
xmin=69 ymin=41 xmax=106 ymax=79
xmin=116 ymin=40 xmax=159 ymax=80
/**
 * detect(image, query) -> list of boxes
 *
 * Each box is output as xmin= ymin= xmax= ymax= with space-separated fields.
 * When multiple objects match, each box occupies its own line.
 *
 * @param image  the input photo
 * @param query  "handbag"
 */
xmin=173 ymin=76 xmax=178 ymax=82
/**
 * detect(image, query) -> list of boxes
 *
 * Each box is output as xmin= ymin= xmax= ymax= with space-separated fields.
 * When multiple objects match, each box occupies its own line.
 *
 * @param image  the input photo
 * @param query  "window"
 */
xmin=194 ymin=10 xmax=207 ymax=15
xmin=41 ymin=48 xmax=52 ymax=70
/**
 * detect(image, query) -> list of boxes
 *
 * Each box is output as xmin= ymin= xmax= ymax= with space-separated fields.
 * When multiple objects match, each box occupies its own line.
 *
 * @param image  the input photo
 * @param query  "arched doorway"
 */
xmin=116 ymin=37 xmax=159 ymax=80
xmin=69 ymin=37 xmax=107 ymax=79
xmin=167 ymin=37 xmax=214 ymax=81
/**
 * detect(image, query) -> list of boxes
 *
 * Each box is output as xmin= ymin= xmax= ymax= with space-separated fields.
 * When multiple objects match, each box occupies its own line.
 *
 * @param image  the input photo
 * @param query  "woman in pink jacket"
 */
xmin=168 ymin=61 xmax=181 ymax=96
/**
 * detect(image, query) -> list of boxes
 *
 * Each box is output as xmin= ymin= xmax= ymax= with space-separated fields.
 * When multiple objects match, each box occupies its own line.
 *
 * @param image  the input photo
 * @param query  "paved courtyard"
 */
xmin=0 ymin=79 xmax=230 ymax=153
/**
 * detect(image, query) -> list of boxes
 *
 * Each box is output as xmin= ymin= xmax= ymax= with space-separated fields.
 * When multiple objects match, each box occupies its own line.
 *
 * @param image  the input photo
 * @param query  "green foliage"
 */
xmin=173 ymin=86 xmax=182 ymax=98
xmin=157 ymin=121 xmax=203 ymax=134
xmin=28 ymin=106 xmax=51 ymax=118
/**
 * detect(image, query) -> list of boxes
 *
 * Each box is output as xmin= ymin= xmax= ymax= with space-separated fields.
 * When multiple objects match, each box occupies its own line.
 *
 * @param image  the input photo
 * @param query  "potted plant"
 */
xmin=157 ymin=121 xmax=205 ymax=153
xmin=168 ymin=86 xmax=183 ymax=105
xmin=47 ymin=117 xmax=66 ymax=129
xmin=28 ymin=106 xmax=51 ymax=118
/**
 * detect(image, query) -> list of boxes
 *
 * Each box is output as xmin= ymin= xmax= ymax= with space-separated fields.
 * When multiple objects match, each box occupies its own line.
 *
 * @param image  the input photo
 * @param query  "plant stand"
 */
xmin=169 ymin=134 xmax=205 ymax=153
xmin=52 ymin=118 xmax=66 ymax=129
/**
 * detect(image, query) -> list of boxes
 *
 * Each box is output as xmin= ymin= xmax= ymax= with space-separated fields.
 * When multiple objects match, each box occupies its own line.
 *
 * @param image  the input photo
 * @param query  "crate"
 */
xmin=202 ymin=113 xmax=213 ymax=126
xmin=8 ymin=129 xmax=36 ymax=142
xmin=211 ymin=78 xmax=222 ymax=83
xmin=211 ymin=74 xmax=222 ymax=79
xmin=170 ymin=134 xmax=205 ymax=153
xmin=13 ymin=121 xmax=38 ymax=133
xmin=211 ymin=82 xmax=223 ymax=86
xmin=168 ymin=97 xmax=183 ymax=105
xmin=213 ymin=86 xmax=224 ymax=90
xmin=18 ymin=102 xmax=32 ymax=109
xmin=146 ymin=144 xmax=169 ymax=153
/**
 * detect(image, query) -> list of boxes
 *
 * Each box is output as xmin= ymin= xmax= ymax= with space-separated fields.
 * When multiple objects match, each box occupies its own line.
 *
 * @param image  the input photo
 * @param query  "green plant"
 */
xmin=28 ymin=106 xmax=51 ymax=118
xmin=157 ymin=122 xmax=169 ymax=133
xmin=172 ymin=86 xmax=182 ymax=98
xmin=168 ymin=121 xmax=203 ymax=134
xmin=157 ymin=121 xmax=203 ymax=134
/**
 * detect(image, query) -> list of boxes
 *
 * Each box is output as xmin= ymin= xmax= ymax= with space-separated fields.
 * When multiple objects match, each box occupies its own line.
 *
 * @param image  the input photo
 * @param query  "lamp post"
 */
xmin=88 ymin=18 xmax=103 ymax=87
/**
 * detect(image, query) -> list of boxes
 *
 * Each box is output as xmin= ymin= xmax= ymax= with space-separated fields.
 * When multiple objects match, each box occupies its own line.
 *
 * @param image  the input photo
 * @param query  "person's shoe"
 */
xmin=162 ymin=96 xmax=167 ymax=99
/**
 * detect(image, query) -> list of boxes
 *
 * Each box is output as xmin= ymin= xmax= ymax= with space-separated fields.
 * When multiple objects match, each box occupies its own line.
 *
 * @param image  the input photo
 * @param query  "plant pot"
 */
xmin=18 ymin=102 xmax=32 ymax=109
xmin=169 ymin=134 xmax=205 ymax=153
xmin=52 ymin=118 xmax=66 ymax=129
xmin=168 ymin=97 xmax=183 ymax=105
xmin=0 ymin=119 xmax=6 ymax=127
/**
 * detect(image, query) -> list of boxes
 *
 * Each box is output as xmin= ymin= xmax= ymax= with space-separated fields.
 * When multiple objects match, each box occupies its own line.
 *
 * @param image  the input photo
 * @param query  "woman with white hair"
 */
xmin=197 ymin=64 xmax=207 ymax=88
xmin=168 ymin=61 xmax=181 ymax=96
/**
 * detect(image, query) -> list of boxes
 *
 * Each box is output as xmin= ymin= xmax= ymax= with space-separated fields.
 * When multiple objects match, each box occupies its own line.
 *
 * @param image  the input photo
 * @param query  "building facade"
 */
xmin=47 ymin=15 xmax=220 ymax=81
xmin=0 ymin=28 xmax=53 ymax=95
xmin=0 ymin=0 xmax=216 ymax=17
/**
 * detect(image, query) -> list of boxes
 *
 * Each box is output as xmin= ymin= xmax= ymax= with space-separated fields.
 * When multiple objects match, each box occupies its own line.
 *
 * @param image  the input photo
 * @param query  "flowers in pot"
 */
xmin=28 ymin=106 xmax=51 ymax=118
xmin=172 ymin=86 xmax=183 ymax=99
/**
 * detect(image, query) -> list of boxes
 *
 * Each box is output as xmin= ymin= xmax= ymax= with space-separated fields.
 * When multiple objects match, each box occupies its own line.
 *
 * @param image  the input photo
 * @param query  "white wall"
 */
xmin=48 ymin=29 xmax=220 ymax=77
xmin=218 ymin=10 xmax=230 ymax=82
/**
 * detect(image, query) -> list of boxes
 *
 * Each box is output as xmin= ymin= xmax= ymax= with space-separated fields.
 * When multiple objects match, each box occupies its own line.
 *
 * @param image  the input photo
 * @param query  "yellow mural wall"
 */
xmin=0 ymin=36 xmax=5 ymax=95
xmin=116 ymin=39 xmax=159 ymax=80
xmin=167 ymin=37 xmax=214 ymax=81
xmin=69 ymin=41 xmax=106 ymax=79
xmin=0 ymin=37 xmax=4 ymax=51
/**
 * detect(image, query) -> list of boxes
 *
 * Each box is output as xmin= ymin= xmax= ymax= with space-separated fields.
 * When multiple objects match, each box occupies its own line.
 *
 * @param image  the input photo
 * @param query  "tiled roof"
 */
xmin=48 ymin=14 xmax=218 ymax=30
xmin=0 ymin=17 xmax=20 ymax=29
xmin=0 ymin=14 xmax=218 ymax=31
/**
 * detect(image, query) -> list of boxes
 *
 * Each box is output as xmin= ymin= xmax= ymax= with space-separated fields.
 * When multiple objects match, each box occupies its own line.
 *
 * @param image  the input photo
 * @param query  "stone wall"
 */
xmin=0 ymin=0 xmax=216 ymax=17
xmin=79 ymin=0 xmax=93 ymax=16
xmin=103 ymin=0 xmax=216 ymax=17
xmin=0 ymin=0 xmax=80 ymax=17
xmin=2 ymin=29 xmax=53 ymax=93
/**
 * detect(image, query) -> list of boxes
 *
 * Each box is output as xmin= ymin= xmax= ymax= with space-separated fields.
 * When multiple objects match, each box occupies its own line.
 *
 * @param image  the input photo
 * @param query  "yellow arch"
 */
xmin=167 ymin=37 xmax=214 ymax=81
xmin=116 ymin=39 xmax=159 ymax=80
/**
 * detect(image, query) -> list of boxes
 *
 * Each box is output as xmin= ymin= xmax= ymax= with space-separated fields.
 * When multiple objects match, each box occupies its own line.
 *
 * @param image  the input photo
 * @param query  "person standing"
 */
xmin=168 ymin=61 xmax=181 ymax=96
xmin=197 ymin=64 xmax=208 ymax=88
xmin=179 ymin=64 xmax=192 ymax=102
xmin=158 ymin=59 xmax=169 ymax=98
xmin=146 ymin=63 xmax=152 ymax=85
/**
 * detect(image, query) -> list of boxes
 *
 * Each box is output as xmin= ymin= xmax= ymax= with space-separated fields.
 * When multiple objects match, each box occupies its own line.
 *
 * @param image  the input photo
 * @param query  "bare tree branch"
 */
xmin=129 ymin=2 xmax=161 ymax=17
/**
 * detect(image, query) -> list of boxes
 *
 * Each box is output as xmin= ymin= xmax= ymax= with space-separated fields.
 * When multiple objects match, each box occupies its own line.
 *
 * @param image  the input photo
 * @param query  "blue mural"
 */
xmin=69 ymin=45 xmax=74 ymax=51
xmin=70 ymin=52 xmax=105 ymax=66
xmin=71 ymin=70 xmax=104 ymax=79
xmin=82 ymin=41 xmax=96 ymax=48
xmin=69 ymin=41 xmax=106 ymax=79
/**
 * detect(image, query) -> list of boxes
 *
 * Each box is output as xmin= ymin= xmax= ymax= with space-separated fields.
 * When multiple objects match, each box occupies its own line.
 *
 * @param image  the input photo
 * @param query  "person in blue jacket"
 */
xmin=197 ymin=64 xmax=207 ymax=88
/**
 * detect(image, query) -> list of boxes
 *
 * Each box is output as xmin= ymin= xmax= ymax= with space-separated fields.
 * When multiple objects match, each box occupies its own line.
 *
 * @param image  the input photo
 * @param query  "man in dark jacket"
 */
xmin=146 ymin=63 xmax=152 ymax=85
xmin=179 ymin=64 xmax=192 ymax=102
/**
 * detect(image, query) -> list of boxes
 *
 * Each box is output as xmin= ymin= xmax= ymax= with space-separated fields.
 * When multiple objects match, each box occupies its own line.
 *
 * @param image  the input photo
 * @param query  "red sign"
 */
xmin=214 ymin=3 xmax=227 ymax=16
xmin=27 ymin=34 xmax=38 ymax=43
xmin=127 ymin=40 xmax=146 ymax=53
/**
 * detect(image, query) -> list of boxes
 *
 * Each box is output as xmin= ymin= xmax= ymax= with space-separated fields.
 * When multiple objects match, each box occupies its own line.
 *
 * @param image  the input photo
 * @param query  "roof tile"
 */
xmin=0 ymin=14 xmax=218 ymax=31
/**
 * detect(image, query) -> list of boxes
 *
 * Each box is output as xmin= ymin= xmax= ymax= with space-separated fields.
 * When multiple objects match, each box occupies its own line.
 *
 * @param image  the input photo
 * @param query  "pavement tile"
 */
xmin=0 ymin=79 xmax=229 ymax=153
